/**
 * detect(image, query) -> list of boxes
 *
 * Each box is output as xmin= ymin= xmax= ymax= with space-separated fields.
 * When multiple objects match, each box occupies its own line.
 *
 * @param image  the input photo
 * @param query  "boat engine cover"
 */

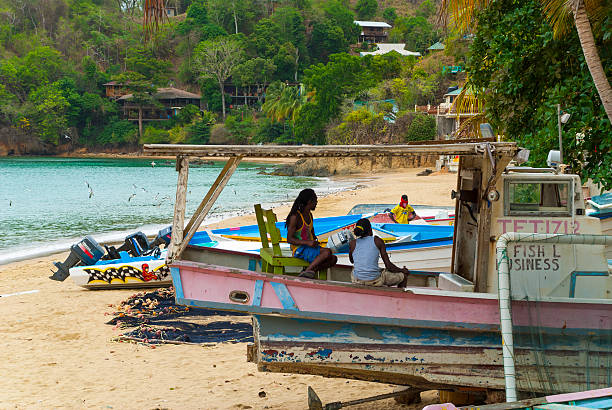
xmin=327 ymin=230 xmax=355 ymax=254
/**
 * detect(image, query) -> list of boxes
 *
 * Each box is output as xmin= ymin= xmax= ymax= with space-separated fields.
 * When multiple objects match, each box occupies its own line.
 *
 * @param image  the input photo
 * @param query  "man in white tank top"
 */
xmin=348 ymin=218 xmax=410 ymax=287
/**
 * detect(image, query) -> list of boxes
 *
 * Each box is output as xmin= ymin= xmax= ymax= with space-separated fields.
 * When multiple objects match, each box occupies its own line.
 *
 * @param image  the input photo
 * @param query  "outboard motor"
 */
xmin=50 ymin=236 xmax=105 ymax=282
xmin=326 ymin=229 xmax=355 ymax=254
xmin=111 ymin=231 xmax=150 ymax=257
xmin=150 ymin=226 xmax=172 ymax=248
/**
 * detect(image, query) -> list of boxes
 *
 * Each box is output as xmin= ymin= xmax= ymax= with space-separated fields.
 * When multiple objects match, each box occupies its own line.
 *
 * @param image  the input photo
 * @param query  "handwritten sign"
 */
xmin=508 ymin=244 xmax=561 ymax=272
xmin=497 ymin=219 xmax=580 ymax=234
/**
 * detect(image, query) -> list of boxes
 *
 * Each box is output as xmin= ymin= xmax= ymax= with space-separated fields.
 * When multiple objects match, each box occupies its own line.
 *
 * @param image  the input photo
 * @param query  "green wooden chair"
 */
xmin=254 ymin=204 xmax=310 ymax=275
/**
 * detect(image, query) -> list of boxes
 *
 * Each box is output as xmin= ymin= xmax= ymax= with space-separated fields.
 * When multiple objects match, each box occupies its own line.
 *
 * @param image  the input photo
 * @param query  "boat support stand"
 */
xmin=307 ymin=386 xmax=421 ymax=409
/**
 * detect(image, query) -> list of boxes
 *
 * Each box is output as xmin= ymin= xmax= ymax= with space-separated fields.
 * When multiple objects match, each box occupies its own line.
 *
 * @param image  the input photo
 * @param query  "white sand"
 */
xmin=0 ymin=167 xmax=456 ymax=409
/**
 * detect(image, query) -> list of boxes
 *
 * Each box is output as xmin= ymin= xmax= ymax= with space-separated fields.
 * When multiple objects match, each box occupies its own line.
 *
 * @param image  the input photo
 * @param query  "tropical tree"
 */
xmin=113 ymin=71 xmax=160 ymax=138
xmin=540 ymin=0 xmax=611 ymax=122
xmin=440 ymin=0 xmax=612 ymax=123
xmin=194 ymin=36 xmax=246 ymax=119
xmin=262 ymin=82 xmax=308 ymax=125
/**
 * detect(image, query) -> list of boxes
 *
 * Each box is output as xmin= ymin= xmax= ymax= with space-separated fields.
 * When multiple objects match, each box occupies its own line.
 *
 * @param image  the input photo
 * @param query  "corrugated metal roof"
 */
xmin=354 ymin=20 xmax=392 ymax=28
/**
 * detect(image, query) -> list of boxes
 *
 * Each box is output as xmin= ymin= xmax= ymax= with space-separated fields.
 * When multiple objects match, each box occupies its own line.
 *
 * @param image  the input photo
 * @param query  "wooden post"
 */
xmin=173 ymin=156 xmax=242 ymax=260
xmin=168 ymin=155 xmax=189 ymax=263
xmin=473 ymin=151 xmax=513 ymax=292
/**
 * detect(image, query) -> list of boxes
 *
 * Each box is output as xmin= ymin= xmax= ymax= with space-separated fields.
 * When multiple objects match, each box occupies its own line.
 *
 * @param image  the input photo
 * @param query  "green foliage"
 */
xmin=307 ymin=20 xmax=348 ymax=63
xmin=187 ymin=110 xmax=216 ymax=144
xmin=415 ymin=0 xmax=437 ymax=19
xmin=124 ymin=48 xmax=173 ymax=87
xmin=327 ymin=108 xmax=387 ymax=144
xmin=322 ymin=0 xmax=360 ymax=44
xmin=251 ymin=118 xmax=294 ymax=144
xmin=303 ymin=53 xmax=378 ymax=121
xmin=403 ymin=113 xmax=436 ymax=141
xmin=389 ymin=16 xmax=439 ymax=53
xmin=140 ymin=126 xmax=170 ymax=144
xmin=355 ymin=0 xmax=378 ymax=20
xmin=200 ymin=79 xmax=223 ymax=112
xmin=177 ymin=104 xmax=202 ymax=125
xmin=96 ymin=119 xmax=138 ymax=146
xmin=468 ymin=0 xmax=612 ymax=189
xmin=382 ymin=8 xmax=398 ymax=24
xmin=27 ymin=82 xmax=69 ymax=144
xmin=224 ymin=112 xmax=256 ymax=144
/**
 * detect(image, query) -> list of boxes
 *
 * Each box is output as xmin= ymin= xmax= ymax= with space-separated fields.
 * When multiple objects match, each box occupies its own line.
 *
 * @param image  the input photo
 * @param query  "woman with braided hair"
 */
xmin=286 ymin=189 xmax=337 ymax=279
xmin=349 ymin=218 xmax=410 ymax=287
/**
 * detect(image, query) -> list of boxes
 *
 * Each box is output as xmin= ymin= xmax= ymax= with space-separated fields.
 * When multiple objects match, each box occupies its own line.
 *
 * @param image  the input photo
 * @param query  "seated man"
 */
xmin=286 ymin=188 xmax=337 ymax=278
xmin=389 ymin=194 xmax=416 ymax=224
xmin=349 ymin=218 xmax=410 ymax=287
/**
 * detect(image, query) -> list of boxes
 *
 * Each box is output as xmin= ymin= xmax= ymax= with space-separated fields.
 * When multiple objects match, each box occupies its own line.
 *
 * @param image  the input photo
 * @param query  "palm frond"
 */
xmin=143 ymin=0 xmax=167 ymax=40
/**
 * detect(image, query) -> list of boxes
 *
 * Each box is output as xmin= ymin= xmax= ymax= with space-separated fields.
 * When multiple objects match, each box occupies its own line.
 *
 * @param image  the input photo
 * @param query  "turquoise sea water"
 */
xmin=0 ymin=157 xmax=343 ymax=264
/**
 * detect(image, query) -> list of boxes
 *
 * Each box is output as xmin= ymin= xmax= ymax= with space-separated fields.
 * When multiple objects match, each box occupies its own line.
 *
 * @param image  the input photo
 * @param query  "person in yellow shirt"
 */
xmin=389 ymin=194 xmax=416 ymax=224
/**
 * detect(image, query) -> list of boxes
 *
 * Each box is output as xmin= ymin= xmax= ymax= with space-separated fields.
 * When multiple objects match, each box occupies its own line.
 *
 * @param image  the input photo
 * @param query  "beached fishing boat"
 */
xmin=143 ymin=142 xmax=612 ymax=402
xmin=65 ymin=206 xmax=454 ymax=288
xmin=348 ymin=203 xmax=455 ymax=225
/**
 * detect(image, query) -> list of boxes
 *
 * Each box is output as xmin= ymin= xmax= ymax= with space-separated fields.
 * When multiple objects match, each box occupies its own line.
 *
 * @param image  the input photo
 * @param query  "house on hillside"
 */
xmin=117 ymin=87 xmax=202 ymax=122
xmin=436 ymin=86 xmax=482 ymax=137
xmin=104 ymin=81 xmax=127 ymax=98
xmin=359 ymin=43 xmax=420 ymax=57
xmin=354 ymin=21 xmax=392 ymax=43
xmin=165 ymin=6 xmax=177 ymax=17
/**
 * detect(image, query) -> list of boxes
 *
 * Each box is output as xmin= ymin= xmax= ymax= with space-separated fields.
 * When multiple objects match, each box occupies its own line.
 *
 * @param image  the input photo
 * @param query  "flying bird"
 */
xmin=151 ymin=161 xmax=156 ymax=167
xmin=85 ymin=181 xmax=94 ymax=198
xmin=128 ymin=193 xmax=136 ymax=202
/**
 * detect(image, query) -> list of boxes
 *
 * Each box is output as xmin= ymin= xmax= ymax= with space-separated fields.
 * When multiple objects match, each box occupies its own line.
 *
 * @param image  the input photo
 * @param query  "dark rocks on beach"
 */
xmin=190 ymin=159 xmax=215 ymax=166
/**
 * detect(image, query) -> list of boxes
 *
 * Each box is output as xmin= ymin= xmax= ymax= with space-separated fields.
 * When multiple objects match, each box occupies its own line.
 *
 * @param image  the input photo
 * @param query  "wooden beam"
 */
xmin=168 ymin=155 xmax=189 ymax=262
xmin=143 ymin=142 xmax=519 ymax=158
xmin=171 ymin=156 xmax=242 ymax=260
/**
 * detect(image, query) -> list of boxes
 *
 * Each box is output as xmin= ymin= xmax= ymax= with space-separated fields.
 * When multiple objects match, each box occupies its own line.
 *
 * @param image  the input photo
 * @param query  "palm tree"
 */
xmin=440 ymin=0 xmax=611 ymax=124
xmin=540 ymin=0 xmax=611 ymax=123
xmin=262 ymin=83 xmax=308 ymax=123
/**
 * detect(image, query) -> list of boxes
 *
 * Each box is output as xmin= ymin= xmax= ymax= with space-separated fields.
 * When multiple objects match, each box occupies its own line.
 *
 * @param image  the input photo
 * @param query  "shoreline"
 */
xmin=0 ymin=167 xmax=457 ymax=409
xmin=0 ymin=172 xmax=357 ymax=266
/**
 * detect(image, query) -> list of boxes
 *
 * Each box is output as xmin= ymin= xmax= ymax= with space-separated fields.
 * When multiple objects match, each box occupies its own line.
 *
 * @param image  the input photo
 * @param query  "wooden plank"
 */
xmin=254 ymin=204 xmax=270 ymax=249
xmin=173 ymin=156 xmax=242 ymax=260
xmin=474 ymin=151 xmax=513 ymax=292
xmin=143 ymin=143 xmax=519 ymax=158
xmin=168 ymin=155 xmax=189 ymax=262
xmin=474 ymin=151 xmax=492 ymax=292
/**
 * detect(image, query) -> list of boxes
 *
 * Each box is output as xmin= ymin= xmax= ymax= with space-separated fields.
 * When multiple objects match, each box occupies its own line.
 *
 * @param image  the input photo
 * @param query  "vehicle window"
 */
xmin=506 ymin=181 xmax=571 ymax=216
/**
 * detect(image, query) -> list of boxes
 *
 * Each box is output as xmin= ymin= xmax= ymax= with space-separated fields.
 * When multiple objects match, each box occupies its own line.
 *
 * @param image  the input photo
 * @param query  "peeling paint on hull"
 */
xmin=252 ymin=315 xmax=612 ymax=394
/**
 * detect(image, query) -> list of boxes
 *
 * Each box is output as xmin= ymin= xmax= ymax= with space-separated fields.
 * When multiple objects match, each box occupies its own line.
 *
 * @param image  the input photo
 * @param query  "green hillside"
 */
xmin=0 ymin=0 xmax=609 ymax=187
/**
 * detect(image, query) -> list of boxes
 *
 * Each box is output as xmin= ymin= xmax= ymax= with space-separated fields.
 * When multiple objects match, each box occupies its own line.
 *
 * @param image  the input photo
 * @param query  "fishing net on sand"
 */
xmin=106 ymin=287 xmax=253 ymax=345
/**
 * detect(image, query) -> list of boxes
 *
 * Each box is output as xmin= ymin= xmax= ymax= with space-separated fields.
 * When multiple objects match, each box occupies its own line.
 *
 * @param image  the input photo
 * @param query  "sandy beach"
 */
xmin=0 ymin=167 xmax=456 ymax=409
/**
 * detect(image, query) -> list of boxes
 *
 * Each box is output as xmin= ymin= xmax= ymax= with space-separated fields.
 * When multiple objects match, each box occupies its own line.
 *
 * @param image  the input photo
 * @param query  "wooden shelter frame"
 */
xmin=143 ymin=142 xmax=520 ymax=288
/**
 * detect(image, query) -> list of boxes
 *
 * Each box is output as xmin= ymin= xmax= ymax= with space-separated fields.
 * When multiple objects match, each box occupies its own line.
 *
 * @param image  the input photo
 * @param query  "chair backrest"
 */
xmin=254 ymin=204 xmax=283 ymax=256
